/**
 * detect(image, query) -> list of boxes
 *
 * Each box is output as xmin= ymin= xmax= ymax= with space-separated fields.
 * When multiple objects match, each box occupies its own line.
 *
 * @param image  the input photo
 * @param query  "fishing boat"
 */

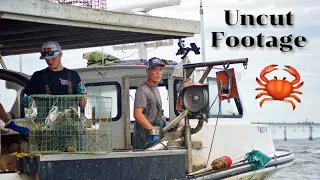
xmin=0 ymin=0 xmax=294 ymax=179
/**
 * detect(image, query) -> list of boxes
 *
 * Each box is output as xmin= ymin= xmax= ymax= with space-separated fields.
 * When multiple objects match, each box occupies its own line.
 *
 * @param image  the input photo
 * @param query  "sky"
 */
xmin=1 ymin=0 xmax=320 ymax=138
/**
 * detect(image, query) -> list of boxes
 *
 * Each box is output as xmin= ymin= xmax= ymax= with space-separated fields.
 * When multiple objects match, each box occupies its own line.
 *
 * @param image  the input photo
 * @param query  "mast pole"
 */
xmin=200 ymin=0 xmax=206 ymax=62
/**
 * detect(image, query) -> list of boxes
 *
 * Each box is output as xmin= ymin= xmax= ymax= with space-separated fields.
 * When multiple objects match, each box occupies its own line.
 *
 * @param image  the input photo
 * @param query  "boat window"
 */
xmin=173 ymin=79 xmax=183 ymax=116
xmin=85 ymin=82 xmax=121 ymax=121
xmin=129 ymin=86 xmax=169 ymax=121
xmin=207 ymin=77 xmax=243 ymax=118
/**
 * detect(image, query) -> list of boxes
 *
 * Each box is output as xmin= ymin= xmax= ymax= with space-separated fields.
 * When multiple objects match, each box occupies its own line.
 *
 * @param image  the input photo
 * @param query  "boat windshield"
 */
xmin=207 ymin=77 xmax=243 ymax=118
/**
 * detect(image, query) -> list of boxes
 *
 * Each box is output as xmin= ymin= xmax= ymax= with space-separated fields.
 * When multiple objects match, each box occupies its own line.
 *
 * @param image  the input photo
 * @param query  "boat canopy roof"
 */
xmin=0 ymin=0 xmax=200 ymax=56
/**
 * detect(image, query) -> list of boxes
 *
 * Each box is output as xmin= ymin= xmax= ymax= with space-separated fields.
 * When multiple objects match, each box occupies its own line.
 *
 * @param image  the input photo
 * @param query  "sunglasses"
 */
xmin=41 ymin=50 xmax=60 ymax=57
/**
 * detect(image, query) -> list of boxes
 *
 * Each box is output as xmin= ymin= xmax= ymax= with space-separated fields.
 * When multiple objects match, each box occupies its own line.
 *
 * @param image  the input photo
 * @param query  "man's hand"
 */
xmin=76 ymin=81 xmax=87 ymax=108
xmin=146 ymin=135 xmax=159 ymax=146
xmin=162 ymin=114 xmax=167 ymax=128
xmin=163 ymin=120 xmax=167 ymax=128
xmin=76 ymin=82 xmax=86 ymax=95
xmin=22 ymin=96 xmax=32 ymax=108
xmin=134 ymin=107 xmax=153 ymax=130
xmin=145 ymin=126 xmax=160 ymax=147
xmin=6 ymin=120 xmax=31 ymax=136
xmin=79 ymin=97 xmax=87 ymax=109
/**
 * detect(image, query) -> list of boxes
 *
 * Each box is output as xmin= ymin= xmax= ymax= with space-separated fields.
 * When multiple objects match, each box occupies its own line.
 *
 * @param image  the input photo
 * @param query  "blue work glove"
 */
xmin=147 ymin=135 xmax=159 ymax=146
xmin=22 ymin=96 xmax=32 ymax=108
xmin=6 ymin=120 xmax=31 ymax=136
xmin=163 ymin=120 xmax=167 ymax=128
xmin=77 ymin=82 xmax=86 ymax=94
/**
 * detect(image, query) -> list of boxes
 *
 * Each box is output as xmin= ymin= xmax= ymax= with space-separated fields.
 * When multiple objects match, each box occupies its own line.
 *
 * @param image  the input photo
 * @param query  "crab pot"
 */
xmin=24 ymin=94 xmax=113 ymax=154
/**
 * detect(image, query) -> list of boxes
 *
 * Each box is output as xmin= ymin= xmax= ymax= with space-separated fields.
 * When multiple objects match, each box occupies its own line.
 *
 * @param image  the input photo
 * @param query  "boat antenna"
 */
xmin=200 ymin=0 xmax=206 ymax=62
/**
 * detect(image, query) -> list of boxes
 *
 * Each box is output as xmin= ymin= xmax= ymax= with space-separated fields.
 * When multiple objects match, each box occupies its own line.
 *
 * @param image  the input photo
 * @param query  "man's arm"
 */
xmin=0 ymin=103 xmax=31 ymax=136
xmin=134 ymin=108 xmax=153 ymax=130
xmin=77 ymin=81 xmax=87 ymax=109
xmin=73 ymin=72 xmax=87 ymax=108
xmin=134 ymin=88 xmax=160 ymax=146
xmin=133 ymin=88 xmax=156 ymax=130
xmin=22 ymin=72 xmax=40 ymax=108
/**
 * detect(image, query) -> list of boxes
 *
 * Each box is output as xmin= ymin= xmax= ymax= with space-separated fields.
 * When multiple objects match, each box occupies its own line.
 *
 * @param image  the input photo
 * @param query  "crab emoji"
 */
xmin=255 ymin=64 xmax=304 ymax=110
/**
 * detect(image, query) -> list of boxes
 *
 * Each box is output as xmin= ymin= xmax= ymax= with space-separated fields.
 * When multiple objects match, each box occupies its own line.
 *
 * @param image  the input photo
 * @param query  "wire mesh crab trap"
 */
xmin=23 ymin=94 xmax=112 ymax=154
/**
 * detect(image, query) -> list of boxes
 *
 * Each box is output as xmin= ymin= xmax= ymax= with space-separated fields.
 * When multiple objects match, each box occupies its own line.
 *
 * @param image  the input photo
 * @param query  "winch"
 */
xmin=176 ymin=64 xmax=240 ymax=121
xmin=178 ymin=83 xmax=209 ymax=120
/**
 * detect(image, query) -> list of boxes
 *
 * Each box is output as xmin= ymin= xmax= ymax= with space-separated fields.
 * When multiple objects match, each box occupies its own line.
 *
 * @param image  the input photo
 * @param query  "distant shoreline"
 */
xmin=273 ymin=137 xmax=320 ymax=141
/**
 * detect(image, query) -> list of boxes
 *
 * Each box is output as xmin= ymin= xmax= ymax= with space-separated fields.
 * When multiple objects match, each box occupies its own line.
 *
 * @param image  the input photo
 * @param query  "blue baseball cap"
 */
xmin=146 ymin=57 xmax=165 ymax=69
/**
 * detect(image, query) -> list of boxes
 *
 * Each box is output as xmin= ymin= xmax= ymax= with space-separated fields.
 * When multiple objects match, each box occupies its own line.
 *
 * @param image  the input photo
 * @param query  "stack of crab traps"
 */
xmin=23 ymin=94 xmax=112 ymax=154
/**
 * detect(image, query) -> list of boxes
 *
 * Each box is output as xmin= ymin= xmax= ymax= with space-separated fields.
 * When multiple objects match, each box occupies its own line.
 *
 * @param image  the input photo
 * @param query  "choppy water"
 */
xmin=269 ymin=139 xmax=320 ymax=180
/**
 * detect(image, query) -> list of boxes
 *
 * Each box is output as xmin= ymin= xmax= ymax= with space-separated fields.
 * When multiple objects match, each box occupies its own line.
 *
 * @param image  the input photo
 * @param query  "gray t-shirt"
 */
xmin=134 ymin=83 xmax=162 ymax=124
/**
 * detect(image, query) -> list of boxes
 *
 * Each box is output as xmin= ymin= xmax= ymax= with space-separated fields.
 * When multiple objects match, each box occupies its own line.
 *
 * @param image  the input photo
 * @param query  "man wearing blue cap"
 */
xmin=133 ymin=57 xmax=167 ymax=149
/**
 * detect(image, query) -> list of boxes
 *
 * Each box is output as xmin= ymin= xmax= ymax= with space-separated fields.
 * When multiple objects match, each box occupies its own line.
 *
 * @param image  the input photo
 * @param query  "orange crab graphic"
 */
xmin=255 ymin=64 xmax=304 ymax=110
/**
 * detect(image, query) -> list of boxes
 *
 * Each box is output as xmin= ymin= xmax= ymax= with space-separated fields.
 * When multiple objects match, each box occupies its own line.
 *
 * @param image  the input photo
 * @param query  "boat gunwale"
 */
xmin=186 ymin=149 xmax=295 ymax=179
xmin=39 ymin=149 xmax=187 ymax=161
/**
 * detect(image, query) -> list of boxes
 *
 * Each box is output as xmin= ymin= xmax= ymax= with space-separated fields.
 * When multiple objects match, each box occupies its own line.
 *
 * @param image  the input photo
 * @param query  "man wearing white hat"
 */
xmin=23 ymin=41 xmax=86 ymax=96
xmin=22 ymin=41 xmax=87 ymax=116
